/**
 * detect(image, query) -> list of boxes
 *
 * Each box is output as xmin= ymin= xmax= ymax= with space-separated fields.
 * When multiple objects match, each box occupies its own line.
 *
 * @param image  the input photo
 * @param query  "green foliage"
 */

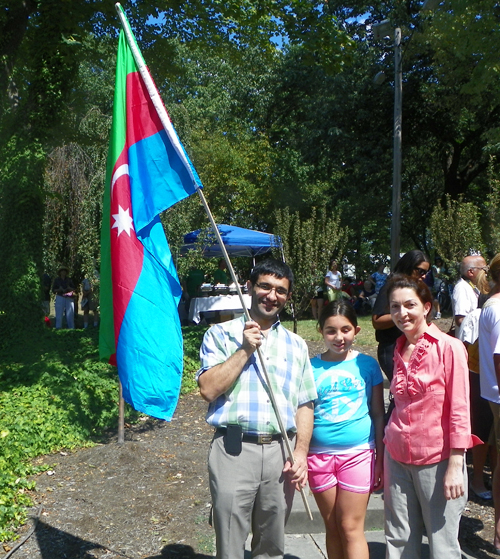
xmin=43 ymin=142 xmax=103 ymax=285
xmin=181 ymin=325 xmax=208 ymax=394
xmin=429 ymin=194 xmax=485 ymax=276
xmin=484 ymin=157 xmax=500 ymax=258
xmin=274 ymin=206 xmax=348 ymax=327
xmin=425 ymin=0 xmax=500 ymax=98
xmin=0 ymin=134 xmax=46 ymax=339
xmin=0 ymin=328 xmax=119 ymax=541
xmin=0 ymin=324 xmax=207 ymax=541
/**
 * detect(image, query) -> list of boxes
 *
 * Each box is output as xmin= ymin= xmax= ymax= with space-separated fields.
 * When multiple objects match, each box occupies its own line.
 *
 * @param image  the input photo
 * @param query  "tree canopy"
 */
xmin=1 ymin=0 xmax=499 ymax=333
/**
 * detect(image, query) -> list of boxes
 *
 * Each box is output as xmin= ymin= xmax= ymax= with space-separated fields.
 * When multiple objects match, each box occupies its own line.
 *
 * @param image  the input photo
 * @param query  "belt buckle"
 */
xmin=257 ymin=434 xmax=273 ymax=444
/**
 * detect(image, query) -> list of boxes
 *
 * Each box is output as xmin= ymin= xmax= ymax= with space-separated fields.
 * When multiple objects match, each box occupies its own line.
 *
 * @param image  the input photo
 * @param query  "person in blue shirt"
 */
xmin=308 ymin=300 xmax=385 ymax=559
xmin=370 ymin=263 xmax=387 ymax=295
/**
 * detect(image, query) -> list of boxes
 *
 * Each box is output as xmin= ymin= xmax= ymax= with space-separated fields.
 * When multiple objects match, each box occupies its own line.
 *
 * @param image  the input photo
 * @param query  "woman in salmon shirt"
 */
xmin=384 ymin=274 xmax=479 ymax=559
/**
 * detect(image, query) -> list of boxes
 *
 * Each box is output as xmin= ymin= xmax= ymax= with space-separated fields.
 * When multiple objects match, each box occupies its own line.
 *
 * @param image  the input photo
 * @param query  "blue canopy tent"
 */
xmin=180 ymin=224 xmax=283 ymax=259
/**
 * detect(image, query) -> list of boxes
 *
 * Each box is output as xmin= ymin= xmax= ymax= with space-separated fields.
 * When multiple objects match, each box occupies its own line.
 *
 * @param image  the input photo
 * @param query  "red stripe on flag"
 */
xmin=110 ymin=158 xmax=144 ymax=346
xmin=109 ymin=69 xmax=164 ymax=348
xmin=126 ymin=71 xmax=163 ymax=147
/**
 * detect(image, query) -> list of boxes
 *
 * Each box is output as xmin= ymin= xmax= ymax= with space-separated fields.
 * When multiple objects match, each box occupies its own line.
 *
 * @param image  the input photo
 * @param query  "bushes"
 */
xmin=0 ymin=329 xmax=116 ymax=540
xmin=0 ymin=325 xmax=207 ymax=541
xmin=181 ymin=325 xmax=208 ymax=394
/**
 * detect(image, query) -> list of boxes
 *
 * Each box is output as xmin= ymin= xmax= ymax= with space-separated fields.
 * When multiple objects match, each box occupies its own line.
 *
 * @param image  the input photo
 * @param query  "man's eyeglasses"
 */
xmin=469 ymin=266 xmax=489 ymax=272
xmin=414 ymin=267 xmax=428 ymax=277
xmin=254 ymin=282 xmax=289 ymax=297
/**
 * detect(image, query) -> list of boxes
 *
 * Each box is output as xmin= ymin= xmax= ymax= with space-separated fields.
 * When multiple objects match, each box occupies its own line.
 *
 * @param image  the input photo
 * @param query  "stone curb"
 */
xmin=286 ymin=488 xmax=385 ymax=534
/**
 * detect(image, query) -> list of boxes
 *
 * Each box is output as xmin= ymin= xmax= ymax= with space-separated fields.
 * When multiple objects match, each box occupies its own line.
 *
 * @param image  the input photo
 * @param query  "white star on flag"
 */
xmin=112 ymin=205 xmax=134 ymax=237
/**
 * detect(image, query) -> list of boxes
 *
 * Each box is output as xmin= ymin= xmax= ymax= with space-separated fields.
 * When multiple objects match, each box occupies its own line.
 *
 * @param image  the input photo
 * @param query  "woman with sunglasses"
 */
xmin=372 ymin=250 xmax=431 ymax=381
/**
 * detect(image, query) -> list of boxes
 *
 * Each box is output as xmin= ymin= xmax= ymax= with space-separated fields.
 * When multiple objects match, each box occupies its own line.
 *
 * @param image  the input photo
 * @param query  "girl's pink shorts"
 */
xmin=307 ymin=449 xmax=374 ymax=494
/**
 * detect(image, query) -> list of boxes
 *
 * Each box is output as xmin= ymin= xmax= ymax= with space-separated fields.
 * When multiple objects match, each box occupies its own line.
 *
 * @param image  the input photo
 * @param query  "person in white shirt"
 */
xmin=453 ymin=255 xmax=488 ymax=333
xmin=479 ymin=253 xmax=500 ymax=553
xmin=324 ymin=260 xmax=343 ymax=303
xmin=454 ymin=254 xmax=492 ymax=500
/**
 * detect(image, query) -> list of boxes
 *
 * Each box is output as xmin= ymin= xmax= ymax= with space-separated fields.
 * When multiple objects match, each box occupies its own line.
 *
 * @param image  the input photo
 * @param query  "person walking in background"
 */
xmin=384 ymin=274 xmax=477 ymax=559
xmin=184 ymin=266 xmax=205 ymax=300
xmin=197 ymin=260 xmax=317 ymax=559
xmin=431 ymin=257 xmax=446 ymax=319
xmin=479 ymin=253 xmax=500 ymax=553
xmin=310 ymin=283 xmax=324 ymax=321
xmin=372 ymin=250 xmax=430 ymax=381
xmin=52 ymin=265 xmax=75 ymax=329
xmin=307 ymin=300 xmax=384 ymax=559
xmin=213 ymin=259 xmax=229 ymax=285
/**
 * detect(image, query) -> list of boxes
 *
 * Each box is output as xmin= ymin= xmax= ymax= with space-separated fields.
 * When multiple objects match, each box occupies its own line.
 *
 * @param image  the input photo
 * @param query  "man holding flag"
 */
xmin=197 ymin=259 xmax=316 ymax=559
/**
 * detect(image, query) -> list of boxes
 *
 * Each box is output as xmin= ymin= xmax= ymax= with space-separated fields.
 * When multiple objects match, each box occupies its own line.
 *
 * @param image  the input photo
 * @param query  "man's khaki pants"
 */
xmin=208 ymin=432 xmax=294 ymax=559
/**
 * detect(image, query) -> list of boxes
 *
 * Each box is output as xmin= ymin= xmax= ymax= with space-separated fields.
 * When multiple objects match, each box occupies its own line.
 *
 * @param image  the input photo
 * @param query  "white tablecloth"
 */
xmin=189 ymin=294 xmax=252 ymax=324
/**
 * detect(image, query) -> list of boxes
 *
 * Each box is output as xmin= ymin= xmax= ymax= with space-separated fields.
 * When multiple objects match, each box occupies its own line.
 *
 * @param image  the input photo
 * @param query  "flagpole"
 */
xmin=115 ymin=3 xmax=312 ymax=520
xmin=115 ymin=3 xmax=201 ymax=190
xmin=118 ymin=381 xmax=125 ymax=444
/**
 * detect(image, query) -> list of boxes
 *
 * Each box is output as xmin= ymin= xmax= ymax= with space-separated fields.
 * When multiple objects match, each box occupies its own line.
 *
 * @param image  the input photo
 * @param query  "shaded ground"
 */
xmin=2 ymin=321 xmax=499 ymax=558
xmin=2 ymin=394 xmax=215 ymax=559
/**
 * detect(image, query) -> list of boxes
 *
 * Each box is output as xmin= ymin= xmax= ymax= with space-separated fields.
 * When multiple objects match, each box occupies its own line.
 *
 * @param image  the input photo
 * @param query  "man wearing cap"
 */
xmin=197 ymin=259 xmax=316 ymax=559
xmin=52 ymin=265 xmax=76 ymax=329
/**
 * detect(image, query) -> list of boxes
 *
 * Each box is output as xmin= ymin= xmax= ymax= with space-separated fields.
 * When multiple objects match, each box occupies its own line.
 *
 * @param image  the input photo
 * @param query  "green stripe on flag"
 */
xmin=99 ymin=30 xmax=136 ymax=362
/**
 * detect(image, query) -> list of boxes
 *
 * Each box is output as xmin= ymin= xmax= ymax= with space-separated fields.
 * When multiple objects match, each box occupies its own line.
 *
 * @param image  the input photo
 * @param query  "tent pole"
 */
xmin=195 ymin=188 xmax=313 ymax=520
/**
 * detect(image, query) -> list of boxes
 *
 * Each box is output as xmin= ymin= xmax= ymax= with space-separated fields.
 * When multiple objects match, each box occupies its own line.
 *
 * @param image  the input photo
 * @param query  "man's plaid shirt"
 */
xmin=197 ymin=316 xmax=317 ymax=434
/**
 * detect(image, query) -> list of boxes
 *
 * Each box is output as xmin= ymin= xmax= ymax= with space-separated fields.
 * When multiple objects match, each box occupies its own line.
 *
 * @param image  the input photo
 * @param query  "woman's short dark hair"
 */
xmin=250 ymin=260 xmax=294 ymax=292
xmin=394 ymin=250 xmax=430 ymax=276
xmin=318 ymin=300 xmax=357 ymax=330
xmin=386 ymin=274 xmax=433 ymax=308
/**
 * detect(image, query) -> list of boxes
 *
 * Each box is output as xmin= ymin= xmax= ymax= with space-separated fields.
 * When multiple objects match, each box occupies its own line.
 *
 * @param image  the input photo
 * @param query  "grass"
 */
xmin=281 ymin=315 xmax=376 ymax=347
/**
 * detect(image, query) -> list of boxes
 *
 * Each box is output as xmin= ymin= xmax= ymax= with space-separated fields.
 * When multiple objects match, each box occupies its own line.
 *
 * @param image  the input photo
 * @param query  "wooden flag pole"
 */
xmin=118 ymin=381 xmax=125 ymax=444
xmin=115 ymin=2 xmax=312 ymax=520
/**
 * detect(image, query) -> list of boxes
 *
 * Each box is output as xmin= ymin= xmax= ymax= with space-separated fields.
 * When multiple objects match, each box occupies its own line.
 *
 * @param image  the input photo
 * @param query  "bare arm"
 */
xmin=370 ymin=383 xmax=385 ymax=491
xmin=283 ymin=402 xmax=314 ymax=489
xmin=454 ymin=315 xmax=465 ymax=327
xmin=372 ymin=313 xmax=395 ymax=330
xmin=198 ymin=321 xmax=262 ymax=402
xmin=494 ymin=354 xmax=500 ymax=388
xmin=324 ymin=278 xmax=337 ymax=290
xmin=443 ymin=449 xmax=465 ymax=500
